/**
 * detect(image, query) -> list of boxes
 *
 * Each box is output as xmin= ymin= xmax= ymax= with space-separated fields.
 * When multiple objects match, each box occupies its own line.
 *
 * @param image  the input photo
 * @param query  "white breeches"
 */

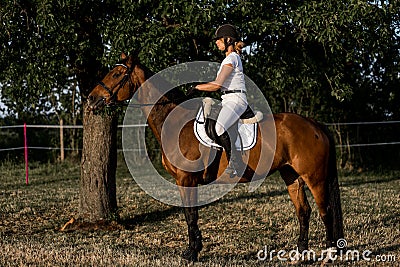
xmin=215 ymin=93 xmax=248 ymax=136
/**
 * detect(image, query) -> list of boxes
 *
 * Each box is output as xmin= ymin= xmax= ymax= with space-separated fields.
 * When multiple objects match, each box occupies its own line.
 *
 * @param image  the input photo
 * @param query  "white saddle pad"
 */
xmin=193 ymin=108 xmax=257 ymax=151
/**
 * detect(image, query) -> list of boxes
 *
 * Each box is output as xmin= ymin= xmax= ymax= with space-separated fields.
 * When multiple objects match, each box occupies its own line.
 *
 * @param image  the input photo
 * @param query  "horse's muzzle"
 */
xmin=87 ymin=96 xmax=106 ymax=111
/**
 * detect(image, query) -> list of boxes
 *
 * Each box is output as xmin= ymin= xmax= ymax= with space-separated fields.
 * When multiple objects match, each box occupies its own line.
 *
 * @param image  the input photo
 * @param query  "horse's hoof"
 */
xmin=182 ymin=247 xmax=198 ymax=262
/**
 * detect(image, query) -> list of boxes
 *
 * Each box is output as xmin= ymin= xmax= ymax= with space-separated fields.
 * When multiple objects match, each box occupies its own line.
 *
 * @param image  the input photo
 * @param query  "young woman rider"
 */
xmin=194 ymin=24 xmax=247 ymax=177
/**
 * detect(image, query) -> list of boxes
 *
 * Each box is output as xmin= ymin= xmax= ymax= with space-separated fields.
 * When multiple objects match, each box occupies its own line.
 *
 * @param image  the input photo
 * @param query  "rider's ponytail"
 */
xmin=234 ymin=41 xmax=245 ymax=54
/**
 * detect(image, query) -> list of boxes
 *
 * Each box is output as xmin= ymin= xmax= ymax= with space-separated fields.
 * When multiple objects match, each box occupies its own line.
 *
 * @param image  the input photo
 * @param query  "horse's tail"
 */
xmin=322 ymin=123 xmax=345 ymax=246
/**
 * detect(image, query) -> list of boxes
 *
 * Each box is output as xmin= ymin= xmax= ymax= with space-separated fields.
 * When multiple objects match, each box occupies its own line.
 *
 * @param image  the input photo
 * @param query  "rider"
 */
xmin=194 ymin=24 xmax=248 ymax=177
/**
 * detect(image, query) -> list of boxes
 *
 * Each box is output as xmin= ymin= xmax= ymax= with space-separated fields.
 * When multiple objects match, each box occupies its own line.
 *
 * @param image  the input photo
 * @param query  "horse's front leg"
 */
xmin=182 ymin=205 xmax=202 ymax=261
xmin=178 ymin=179 xmax=203 ymax=262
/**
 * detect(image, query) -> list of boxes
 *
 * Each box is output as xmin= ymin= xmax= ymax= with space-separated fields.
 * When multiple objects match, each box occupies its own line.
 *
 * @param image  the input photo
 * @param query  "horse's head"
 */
xmin=87 ymin=52 xmax=142 ymax=111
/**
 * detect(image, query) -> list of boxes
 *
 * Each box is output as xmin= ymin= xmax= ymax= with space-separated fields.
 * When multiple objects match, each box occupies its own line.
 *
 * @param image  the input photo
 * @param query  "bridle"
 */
xmin=97 ymin=63 xmax=134 ymax=105
xmin=95 ymin=62 xmax=191 ymax=108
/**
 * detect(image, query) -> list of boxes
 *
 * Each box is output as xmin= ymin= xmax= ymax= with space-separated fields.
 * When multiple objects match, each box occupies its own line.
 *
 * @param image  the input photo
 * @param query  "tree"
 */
xmin=1 ymin=0 xmax=117 ymax=222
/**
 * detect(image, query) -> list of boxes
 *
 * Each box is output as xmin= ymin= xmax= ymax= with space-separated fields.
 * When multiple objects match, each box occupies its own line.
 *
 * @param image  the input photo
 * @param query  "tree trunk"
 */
xmin=80 ymin=107 xmax=118 ymax=221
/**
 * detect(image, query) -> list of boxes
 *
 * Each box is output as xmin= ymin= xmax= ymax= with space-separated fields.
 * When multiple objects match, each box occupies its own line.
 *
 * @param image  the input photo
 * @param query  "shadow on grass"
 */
xmin=120 ymin=188 xmax=288 ymax=230
xmin=121 ymin=206 xmax=181 ymax=229
xmin=215 ymin=189 xmax=288 ymax=205
xmin=374 ymin=243 xmax=400 ymax=256
xmin=199 ymin=252 xmax=255 ymax=263
xmin=0 ymin=176 xmax=79 ymax=191
xmin=340 ymin=174 xmax=400 ymax=187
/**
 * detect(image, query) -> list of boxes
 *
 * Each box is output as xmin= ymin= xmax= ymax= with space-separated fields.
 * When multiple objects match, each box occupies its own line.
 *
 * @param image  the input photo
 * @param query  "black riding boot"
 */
xmin=203 ymin=148 xmax=222 ymax=184
xmin=218 ymin=130 xmax=245 ymax=178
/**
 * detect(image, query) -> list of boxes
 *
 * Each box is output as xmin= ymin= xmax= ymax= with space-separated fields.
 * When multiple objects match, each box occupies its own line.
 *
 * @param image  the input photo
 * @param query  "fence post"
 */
xmin=24 ymin=123 xmax=29 ymax=185
xmin=60 ymin=119 xmax=64 ymax=162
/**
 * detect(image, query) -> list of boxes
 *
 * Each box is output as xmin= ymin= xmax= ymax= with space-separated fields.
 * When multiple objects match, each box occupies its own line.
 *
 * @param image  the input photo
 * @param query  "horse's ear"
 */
xmin=121 ymin=52 xmax=127 ymax=60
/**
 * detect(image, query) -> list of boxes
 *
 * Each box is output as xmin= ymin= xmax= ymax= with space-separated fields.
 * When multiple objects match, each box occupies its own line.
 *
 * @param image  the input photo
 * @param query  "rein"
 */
xmin=124 ymin=92 xmax=190 ymax=108
xmin=125 ymin=101 xmax=173 ymax=107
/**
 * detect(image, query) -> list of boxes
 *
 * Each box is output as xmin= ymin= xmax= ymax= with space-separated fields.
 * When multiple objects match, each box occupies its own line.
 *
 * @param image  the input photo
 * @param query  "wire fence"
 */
xmin=0 ymin=123 xmax=149 ymax=153
xmin=1 ymin=121 xmax=400 ymax=153
xmin=1 ymin=121 xmax=399 ymax=184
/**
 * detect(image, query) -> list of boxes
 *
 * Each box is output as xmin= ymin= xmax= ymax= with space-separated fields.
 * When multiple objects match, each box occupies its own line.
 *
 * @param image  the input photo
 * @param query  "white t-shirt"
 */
xmin=217 ymin=52 xmax=246 ymax=92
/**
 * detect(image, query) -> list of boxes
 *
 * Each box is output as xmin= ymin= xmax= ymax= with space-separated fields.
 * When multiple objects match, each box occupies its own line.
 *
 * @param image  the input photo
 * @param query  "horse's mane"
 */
xmin=133 ymin=60 xmax=187 ymax=105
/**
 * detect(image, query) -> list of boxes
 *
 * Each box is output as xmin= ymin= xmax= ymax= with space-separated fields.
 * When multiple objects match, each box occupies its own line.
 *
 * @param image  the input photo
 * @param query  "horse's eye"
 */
xmin=113 ymin=73 xmax=121 ymax=78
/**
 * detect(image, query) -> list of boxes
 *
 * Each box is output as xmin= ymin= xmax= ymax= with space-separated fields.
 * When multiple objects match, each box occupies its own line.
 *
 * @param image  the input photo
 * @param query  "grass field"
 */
xmin=0 ymin=157 xmax=399 ymax=266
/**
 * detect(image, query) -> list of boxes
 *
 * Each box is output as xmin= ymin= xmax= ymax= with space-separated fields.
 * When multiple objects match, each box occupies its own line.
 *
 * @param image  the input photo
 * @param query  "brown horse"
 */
xmin=87 ymin=53 xmax=344 ymax=262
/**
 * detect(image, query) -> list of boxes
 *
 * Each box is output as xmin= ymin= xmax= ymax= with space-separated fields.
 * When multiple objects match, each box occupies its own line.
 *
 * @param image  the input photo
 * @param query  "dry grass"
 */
xmin=0 ymin=158 xmax=399 ymax=266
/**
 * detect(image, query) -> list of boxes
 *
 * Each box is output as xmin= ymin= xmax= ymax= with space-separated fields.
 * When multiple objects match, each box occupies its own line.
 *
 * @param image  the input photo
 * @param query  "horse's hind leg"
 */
xmin=280 ymin=166 xmax=311 ymax=253
xmin=306 ymin=179 xmax=335 ymax=248
xmin=287 ymin=178 xmax=312 ymax=253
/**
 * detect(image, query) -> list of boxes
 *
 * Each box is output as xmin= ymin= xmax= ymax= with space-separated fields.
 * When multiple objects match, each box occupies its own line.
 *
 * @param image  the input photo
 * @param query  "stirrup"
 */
xmin=224 ymin=162 xmax=238 ymax=178
xmin=226 ymin=157 xmax=247 ymax=178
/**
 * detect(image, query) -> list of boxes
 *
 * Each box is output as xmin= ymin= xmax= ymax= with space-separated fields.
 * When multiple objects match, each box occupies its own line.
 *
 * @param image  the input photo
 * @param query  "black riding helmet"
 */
xmin=213 ymin=24 xmax=240 ymax=52
xmin=213 ymin=24 xmax=240 ymax=40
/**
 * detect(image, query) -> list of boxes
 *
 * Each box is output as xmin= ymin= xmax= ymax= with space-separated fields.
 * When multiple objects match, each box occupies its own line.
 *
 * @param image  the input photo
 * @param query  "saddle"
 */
xmin=193 ymin=97 xmax=263 ymax=151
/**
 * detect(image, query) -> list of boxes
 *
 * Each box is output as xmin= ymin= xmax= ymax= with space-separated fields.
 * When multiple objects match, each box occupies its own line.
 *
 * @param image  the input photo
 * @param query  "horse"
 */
xmin=87 ymin=52 xmax=344 ymax=263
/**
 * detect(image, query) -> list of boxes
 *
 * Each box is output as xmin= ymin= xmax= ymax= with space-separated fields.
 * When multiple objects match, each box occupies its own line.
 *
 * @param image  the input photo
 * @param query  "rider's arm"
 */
xmin=195 ymin=64 xmax=233 ymax=92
